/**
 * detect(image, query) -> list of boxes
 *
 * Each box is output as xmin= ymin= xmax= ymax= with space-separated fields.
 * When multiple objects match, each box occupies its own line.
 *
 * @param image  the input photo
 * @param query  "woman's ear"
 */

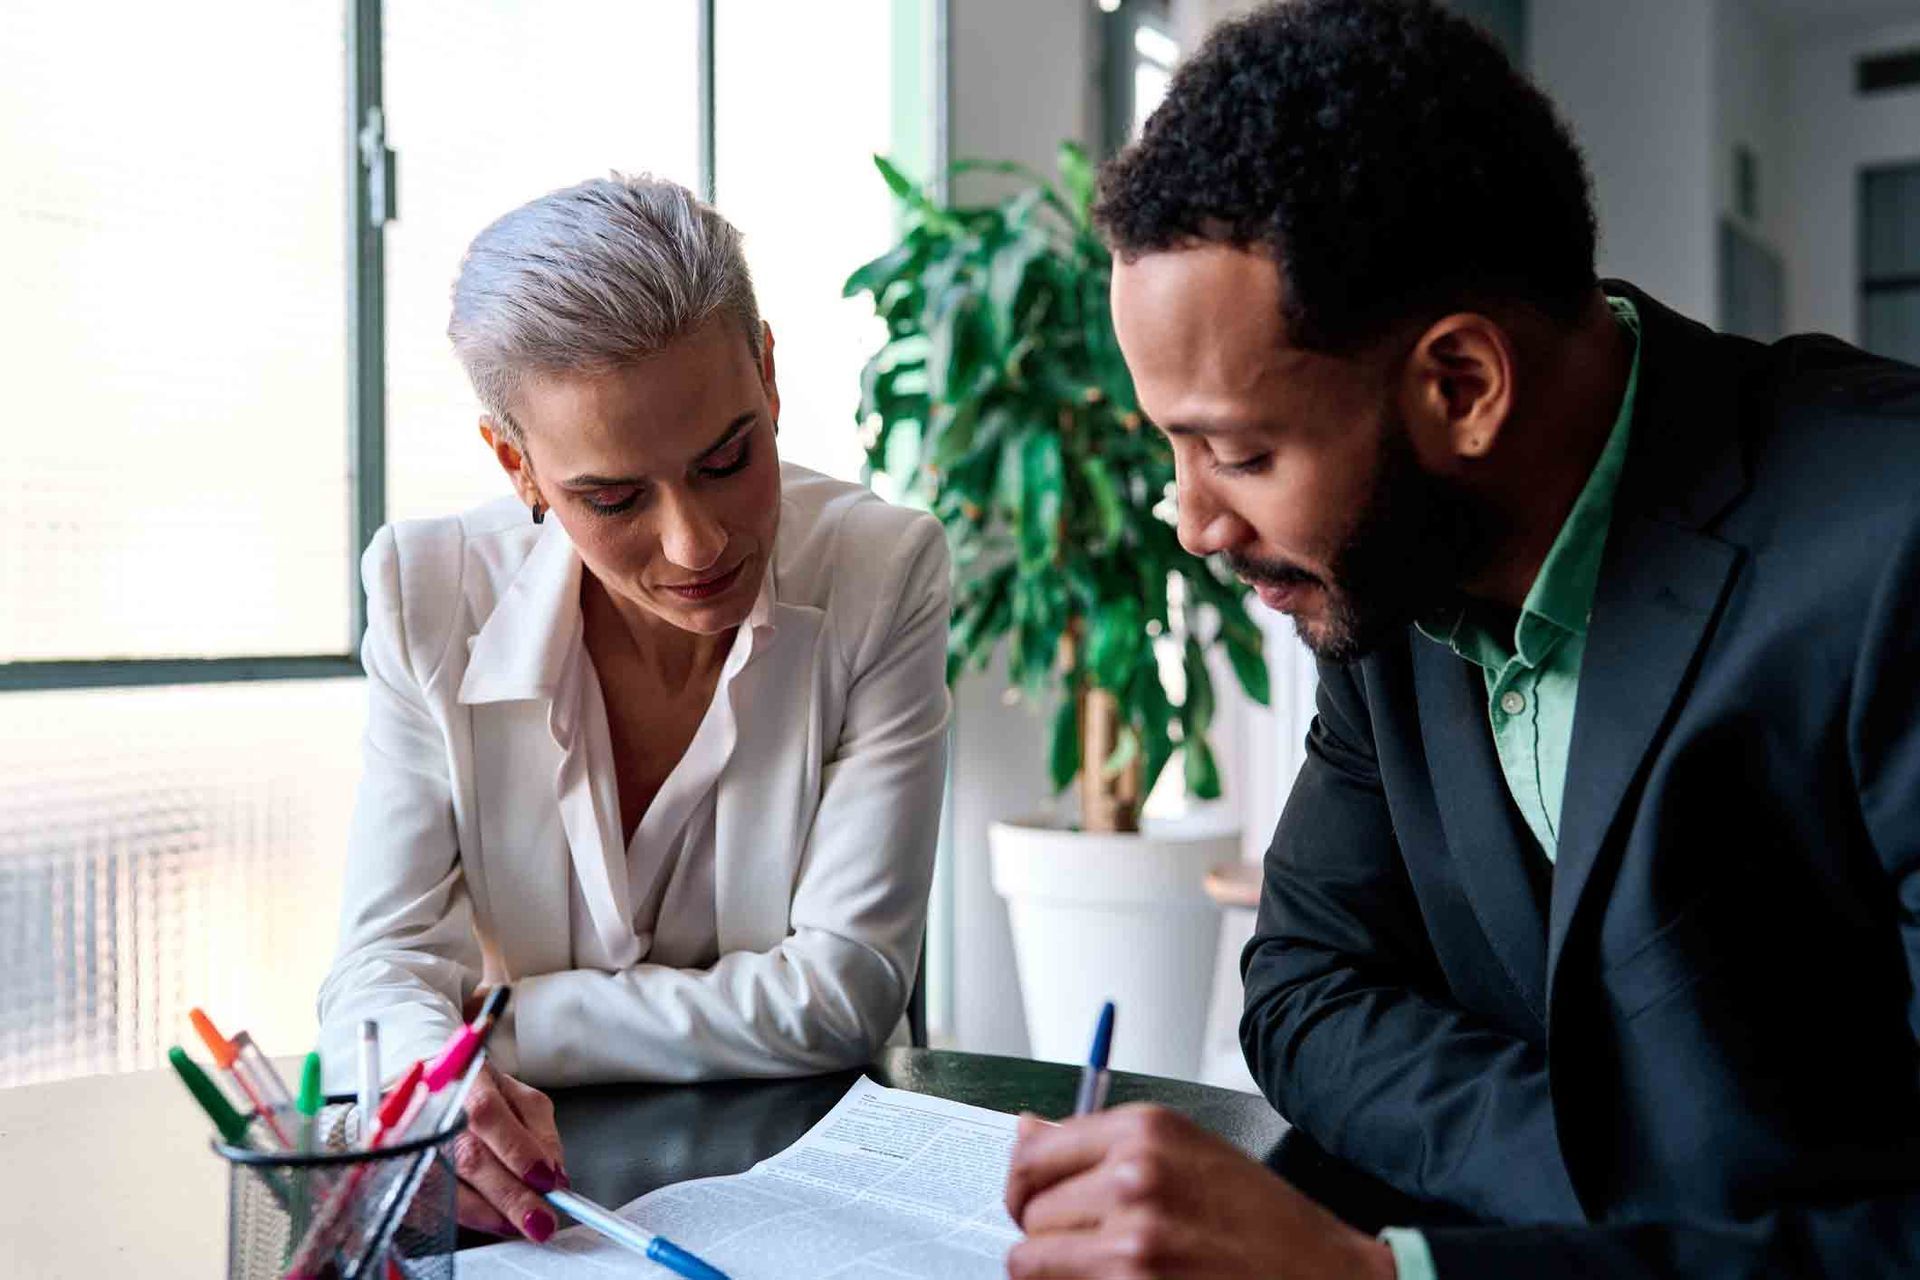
xmin=478 ymin=418 xmax=544 ymax=510
xmin=758 ymin=322 xmax=781 ymax=431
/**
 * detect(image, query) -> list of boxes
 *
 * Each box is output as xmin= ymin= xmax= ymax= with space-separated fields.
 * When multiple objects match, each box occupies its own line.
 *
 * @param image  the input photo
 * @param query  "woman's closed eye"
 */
xmin=699 ymin=434 xmax=752 ymax=479
xmin=582 ymin=485 xmax=642 ymax=515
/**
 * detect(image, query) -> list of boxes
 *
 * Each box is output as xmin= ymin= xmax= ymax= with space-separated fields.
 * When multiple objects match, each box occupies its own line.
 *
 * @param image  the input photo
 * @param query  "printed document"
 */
xmin=461 ymin=1076 xmax=1023 ymax=1278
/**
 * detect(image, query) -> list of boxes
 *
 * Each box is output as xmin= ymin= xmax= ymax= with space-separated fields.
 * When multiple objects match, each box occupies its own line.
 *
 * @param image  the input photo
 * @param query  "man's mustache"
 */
xmin=1225 ymin=552 xmax=1322 ymax=591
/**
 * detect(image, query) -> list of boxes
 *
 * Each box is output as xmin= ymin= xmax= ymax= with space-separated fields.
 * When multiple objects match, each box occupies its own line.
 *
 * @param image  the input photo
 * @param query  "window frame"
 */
xmin=1099 ymin=0 xmax=1173 ymax=159
xmin=0 ymin=0 xmax=719 ymax=694
xmin=1860 ymin=159 xmax=1920 ymax=365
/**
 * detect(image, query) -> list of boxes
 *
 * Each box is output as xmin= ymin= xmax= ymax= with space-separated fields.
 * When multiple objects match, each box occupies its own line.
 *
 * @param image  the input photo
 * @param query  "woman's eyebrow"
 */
xmin=562 ymin=411 xmax=757 ymax=487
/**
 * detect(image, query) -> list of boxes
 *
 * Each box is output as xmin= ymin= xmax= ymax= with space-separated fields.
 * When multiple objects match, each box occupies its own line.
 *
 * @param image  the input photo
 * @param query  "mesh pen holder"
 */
xmin=215 ymin=1097 xmax=466 ymax=1280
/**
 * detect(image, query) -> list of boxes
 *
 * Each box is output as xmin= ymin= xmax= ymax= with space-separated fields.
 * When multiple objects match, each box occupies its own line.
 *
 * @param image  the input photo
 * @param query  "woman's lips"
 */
xmin=659 ymin=560 xmax=745 ymax=602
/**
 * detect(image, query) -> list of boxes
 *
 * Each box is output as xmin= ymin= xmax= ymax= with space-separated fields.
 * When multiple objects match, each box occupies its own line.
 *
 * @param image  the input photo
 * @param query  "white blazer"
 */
xmin=316 ymin=464 xmax=950 ymax=1089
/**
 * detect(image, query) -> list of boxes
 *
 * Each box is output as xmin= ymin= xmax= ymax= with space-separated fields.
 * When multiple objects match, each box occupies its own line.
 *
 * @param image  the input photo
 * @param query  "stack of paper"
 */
xmin=463 ymin=1076 xmax=1023 ymax=1279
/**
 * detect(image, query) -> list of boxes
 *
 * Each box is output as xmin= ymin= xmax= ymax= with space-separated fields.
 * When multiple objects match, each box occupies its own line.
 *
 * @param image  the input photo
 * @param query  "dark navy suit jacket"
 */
xmin=1241 ymin=282 xmax=1920 ymax=1276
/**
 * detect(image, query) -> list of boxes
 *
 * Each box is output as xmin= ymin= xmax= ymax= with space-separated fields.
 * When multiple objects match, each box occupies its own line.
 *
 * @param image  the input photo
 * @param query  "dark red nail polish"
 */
xmin=524 ymin=1161 xmax=557 ymax=1193
xmin=522 ymin=1208 xmax=556 ymax=1243
xmin=556 ymin=1166 xmax=571 ymax=1189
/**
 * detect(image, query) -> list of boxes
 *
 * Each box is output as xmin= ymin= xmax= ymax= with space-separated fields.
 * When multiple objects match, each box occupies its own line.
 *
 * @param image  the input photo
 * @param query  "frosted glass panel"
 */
xmin=716 ymin=0 xmax=896 ymax=482
xmin=0 ymin=2 xmax=350 ymax=661
xmin=383 ymin=0 xmax=703 ymax=523
xmin=0 ymin=681 xmax=361 ymax=1087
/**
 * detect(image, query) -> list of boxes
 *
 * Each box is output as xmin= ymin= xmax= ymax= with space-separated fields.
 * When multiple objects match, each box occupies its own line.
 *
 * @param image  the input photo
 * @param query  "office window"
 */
xmin=2 ymin=1 xmax=932 ymax=1086
xmin=1132 ymin=21 xmax=1179 ymax=137
xmin=0 ymin=681 xmax=361 ymax=1087
xmin=1862 ymin=162 xmax=1920 ymax=368
xmin=714 ymin=0 xmax=898 ymax=481
xmin=383 ymin=0 xmax=704 ymax=522
xmin=1101 ymin=1 xmax=1177 ymax=155
xmin=0 ymin=2 xmax=350 ymax=663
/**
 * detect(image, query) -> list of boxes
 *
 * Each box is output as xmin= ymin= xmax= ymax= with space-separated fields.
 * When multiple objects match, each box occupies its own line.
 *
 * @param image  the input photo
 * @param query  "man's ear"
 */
xmin=1401 ymin=313 xmax=1515 ymax=466
xmin=478 ymin=418 xmax=542 ymax=509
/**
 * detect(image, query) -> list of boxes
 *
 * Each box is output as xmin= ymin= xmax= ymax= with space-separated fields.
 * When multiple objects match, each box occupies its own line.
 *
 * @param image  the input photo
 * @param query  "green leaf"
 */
xmin=1086 ymin=599 xmax=1142 ymax=691
xmin=1131 ymin=660 xmax=1176 ymax=801
xmin=1223 ymin=621 xmax=1271 ymax=706
xmin=875 ymin=153 xmax=920 ymax=202
xmin=1048 ymin=694 xmax=1081 ymax=792
xmin=843 ymin=238 xmax=919 ymax=299
xmin=1182 ymin=636 xmax=1215 ymax=739
xmin=986 ymin=233 xmax=1046 ymax=348
xmin=1017 ymin=431 xmax=1064 ymax=570
xmin=1103 ymin=725 xmax=1140 ymax=779
xmin=1184 ymin=736 xmax=1222 ymax=800
xmin=1058 ymin=141 xmax=1097 ymax=224
xmin=1080 ymin=456 xmax=1124 ymax=549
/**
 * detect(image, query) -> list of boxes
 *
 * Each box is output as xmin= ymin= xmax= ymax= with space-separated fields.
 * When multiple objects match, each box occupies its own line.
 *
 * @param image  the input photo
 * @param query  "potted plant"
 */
xmin=844 ymin=143 xmax=1270 ymax=1079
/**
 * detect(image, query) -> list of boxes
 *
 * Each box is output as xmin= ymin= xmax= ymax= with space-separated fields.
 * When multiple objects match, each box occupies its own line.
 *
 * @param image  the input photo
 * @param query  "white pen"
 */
xmin=357 ymin=1019 xmax=380 ymax=1130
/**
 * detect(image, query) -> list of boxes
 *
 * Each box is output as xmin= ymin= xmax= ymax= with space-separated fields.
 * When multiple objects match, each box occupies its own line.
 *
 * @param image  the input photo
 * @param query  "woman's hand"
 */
xmin=451 ymin=1062 xmax=570 ymax=1241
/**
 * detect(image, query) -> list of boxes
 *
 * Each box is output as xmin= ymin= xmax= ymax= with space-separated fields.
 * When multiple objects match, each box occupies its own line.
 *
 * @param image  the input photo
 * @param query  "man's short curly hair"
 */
xmin=1095 ymin=0 xmax=1597 ymax=353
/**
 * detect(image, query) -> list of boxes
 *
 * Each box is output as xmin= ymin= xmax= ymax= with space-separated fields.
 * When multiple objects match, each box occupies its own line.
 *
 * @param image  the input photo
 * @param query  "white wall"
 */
xmin=1784 ymin=13 xmax=1920 ymax=340
xmin=942 ymin=0 xmax=1099 ymax=1057
xmin=1714 ymin=0 xmax=1791 ymax=261
xmin=1530 ymin=0 xmax=1719 ymax=323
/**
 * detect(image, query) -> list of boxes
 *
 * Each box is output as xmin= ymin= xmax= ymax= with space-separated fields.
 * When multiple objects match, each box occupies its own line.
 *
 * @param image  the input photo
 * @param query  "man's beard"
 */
xmin=1229 ymin=415 xmax=1487 ymax=663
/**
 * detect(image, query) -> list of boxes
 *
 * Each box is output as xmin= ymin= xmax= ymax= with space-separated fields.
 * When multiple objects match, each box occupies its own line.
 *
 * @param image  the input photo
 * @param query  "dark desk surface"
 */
xmin=547 ymin=1047 xmax=1289 ymax=1215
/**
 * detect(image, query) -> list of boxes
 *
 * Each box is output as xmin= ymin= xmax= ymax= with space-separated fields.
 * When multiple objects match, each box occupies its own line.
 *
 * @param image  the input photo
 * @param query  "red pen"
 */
xmin=283 ymin=1060 xmax=425 ymax=1278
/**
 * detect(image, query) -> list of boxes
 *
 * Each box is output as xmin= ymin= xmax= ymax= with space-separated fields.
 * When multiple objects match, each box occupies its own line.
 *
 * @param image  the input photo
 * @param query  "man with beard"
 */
xmin=1001 ymin=2 xmax=1920 ymax=1278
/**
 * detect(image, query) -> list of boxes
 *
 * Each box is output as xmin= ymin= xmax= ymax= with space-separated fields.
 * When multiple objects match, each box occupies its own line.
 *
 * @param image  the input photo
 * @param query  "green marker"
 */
xmin=290 ymin=1049 xmax=325 ymax=1263
xmin=297 ymin=1051 xmax=324 ymax=1122
xmin=168 ymin=1045 xmax=250 ymax=1145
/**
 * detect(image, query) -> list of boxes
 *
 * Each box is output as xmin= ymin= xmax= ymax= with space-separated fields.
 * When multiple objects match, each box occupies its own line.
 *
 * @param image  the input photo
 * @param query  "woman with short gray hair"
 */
xmin=316 ymin=175 xmax=950 ymax=1241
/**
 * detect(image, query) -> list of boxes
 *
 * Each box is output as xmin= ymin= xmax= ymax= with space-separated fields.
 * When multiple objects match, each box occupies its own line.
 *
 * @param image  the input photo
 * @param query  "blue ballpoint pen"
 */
xmin=546 ymin=1188 xmax=734 ymax=1280
xmin=1073 ymin=1001 xmax=1116 ymax=1116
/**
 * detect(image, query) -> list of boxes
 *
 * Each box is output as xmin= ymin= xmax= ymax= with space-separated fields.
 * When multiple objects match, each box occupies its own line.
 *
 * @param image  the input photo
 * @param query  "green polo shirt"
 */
xmin=1414 ymin=295 xmax=1642 ymax=860
xmin=1381 ymin=296 xmax=1641 ymax=1280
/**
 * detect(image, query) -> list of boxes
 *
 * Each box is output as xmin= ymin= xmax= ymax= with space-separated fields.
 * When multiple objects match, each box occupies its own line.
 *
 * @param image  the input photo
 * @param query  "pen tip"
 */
xmin=1089 ymin=1001 xmax=1115 ymax=1069
xmin=188 ymin=1008 xmax=236 ymax=1066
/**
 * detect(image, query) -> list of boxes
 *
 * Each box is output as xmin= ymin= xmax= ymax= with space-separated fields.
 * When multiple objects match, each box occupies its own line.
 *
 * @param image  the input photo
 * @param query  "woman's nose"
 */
xmin=658 ymin=491 xmax=727 ymax=571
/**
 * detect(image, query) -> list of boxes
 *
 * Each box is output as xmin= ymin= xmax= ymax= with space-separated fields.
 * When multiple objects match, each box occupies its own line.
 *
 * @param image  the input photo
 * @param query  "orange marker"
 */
xmin=190 ymin=1008 xmax=294 ymax=1149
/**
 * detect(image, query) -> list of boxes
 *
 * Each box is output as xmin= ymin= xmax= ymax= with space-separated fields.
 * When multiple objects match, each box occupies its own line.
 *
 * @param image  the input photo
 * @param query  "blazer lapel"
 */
xmin=1546 ymin=514 xmax=1739 ymax=982
xmin=714 ymin=599 xmax=824 ymax=954
xmin=1545 ymin=282 xmax=1752 ymax=992
xmin=1413 ymin=640 xmax=1551 ymax=1022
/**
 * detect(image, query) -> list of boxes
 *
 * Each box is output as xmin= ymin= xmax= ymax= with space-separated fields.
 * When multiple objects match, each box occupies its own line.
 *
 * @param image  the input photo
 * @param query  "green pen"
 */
xmin=169 ymin=1045 xmax=250 ymax=1145
xmin=290 ymin=1050 xmax=324 ymax=1265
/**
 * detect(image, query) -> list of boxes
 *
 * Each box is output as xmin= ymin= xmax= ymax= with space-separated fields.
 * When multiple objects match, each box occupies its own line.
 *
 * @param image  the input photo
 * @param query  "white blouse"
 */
xmin=558 ymin=563 xmax=776 ymax=975
xmin=315 ymin=464 xmax=950 ymax=1090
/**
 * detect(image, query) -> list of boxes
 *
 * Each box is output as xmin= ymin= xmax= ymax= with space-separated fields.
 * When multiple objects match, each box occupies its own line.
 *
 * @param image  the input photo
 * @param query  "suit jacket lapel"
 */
xmin=1413 ymin=640 xmax=1551 ymax=1022
xmin=1546 ymin=514 xmax=1739 ymax=982
xmin=1545 ymin=283 xmax=1751 ymax=992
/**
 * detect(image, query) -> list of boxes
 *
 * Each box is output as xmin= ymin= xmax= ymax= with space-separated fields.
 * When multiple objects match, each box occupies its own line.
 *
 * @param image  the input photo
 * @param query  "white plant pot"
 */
xmin=989 ymin=818 xmax=1238 ymax=1081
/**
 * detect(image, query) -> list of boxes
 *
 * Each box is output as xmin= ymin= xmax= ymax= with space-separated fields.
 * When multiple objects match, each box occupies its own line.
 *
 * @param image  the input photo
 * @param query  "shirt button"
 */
xmin=1500 ymin=690 xmax=1527 ymax=716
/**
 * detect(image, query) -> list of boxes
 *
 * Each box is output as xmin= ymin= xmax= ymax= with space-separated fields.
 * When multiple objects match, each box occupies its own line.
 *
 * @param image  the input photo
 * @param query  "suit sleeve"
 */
xmin=314 ymin=525 xmax=480 ymax=1089
xmin=507 ymin=515 xmax=950 ymax=1086
xmin=1240 ymin=658 xmax=1585 ymax=1225
xmin=1418 ymin=522 xmax=1920 ymax=1275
